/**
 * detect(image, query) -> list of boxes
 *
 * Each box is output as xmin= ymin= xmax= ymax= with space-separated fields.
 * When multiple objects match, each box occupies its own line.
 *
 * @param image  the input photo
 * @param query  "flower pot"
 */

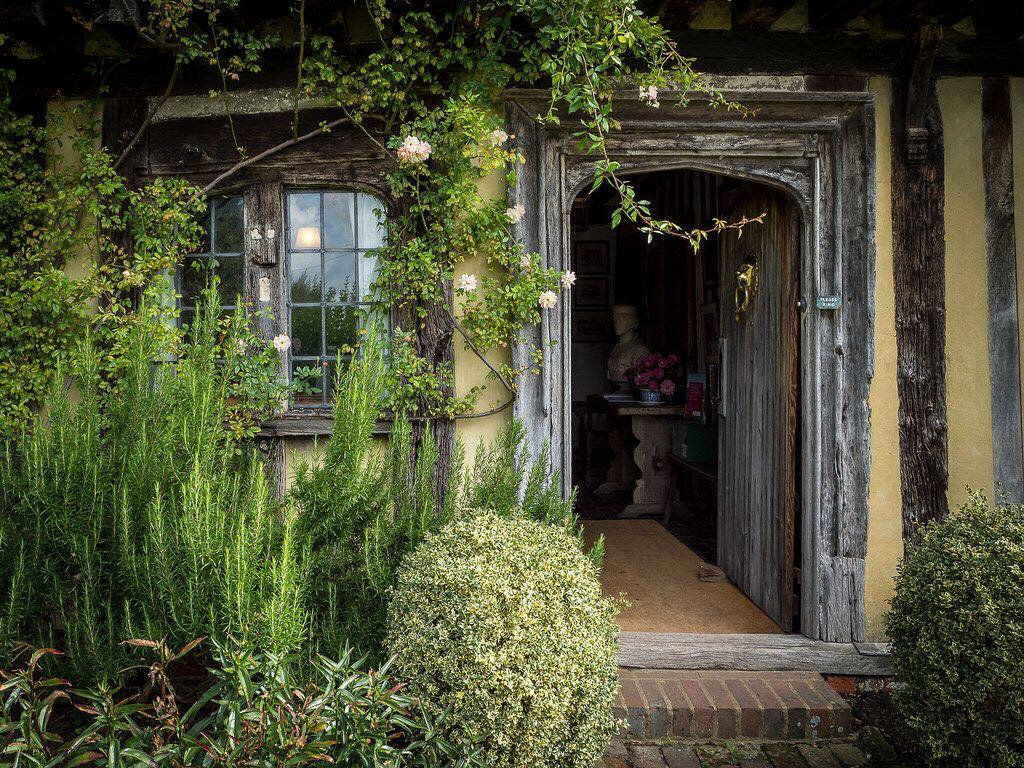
xmin=639 ymin=388 xmax=663 ymax=403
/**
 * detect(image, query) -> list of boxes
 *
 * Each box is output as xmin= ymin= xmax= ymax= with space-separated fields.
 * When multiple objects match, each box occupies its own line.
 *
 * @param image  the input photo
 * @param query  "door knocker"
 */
xmin=734 ymin=254 xmax=758 ymax=321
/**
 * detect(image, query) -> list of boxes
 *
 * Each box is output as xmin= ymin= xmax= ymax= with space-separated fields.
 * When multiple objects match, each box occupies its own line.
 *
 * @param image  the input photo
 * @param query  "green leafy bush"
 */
xmin=886 ymin=491 xmax=1024 ymax=768
xmin=289 ymin=337 xmax=585 ymax=658
xmin=386 ymin=511 xmax=619 ymax=768
xmin=0 ymin=291 xmax=303 ymax=682
xmin=0 ymin=641 xmax=476 ymax=768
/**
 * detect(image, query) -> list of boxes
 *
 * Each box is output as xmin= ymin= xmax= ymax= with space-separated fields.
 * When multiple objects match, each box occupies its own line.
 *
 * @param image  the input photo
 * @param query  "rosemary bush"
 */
xmin=289 ymin=337 xmax=595 ymax=658
xmin=0 ymin=292 xmax=304 ymax=683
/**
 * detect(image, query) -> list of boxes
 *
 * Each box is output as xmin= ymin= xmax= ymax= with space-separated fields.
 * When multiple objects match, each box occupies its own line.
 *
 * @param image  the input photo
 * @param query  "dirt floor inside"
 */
xmin=583 ymin=519 xmax=781 ymax=634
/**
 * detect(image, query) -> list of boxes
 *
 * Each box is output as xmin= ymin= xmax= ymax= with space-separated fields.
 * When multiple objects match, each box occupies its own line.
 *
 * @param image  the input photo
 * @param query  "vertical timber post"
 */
xmin=982 ymin=76 xmax=1024 ymax=501
xmin=890 ymin=26 xmax=950 ymax=545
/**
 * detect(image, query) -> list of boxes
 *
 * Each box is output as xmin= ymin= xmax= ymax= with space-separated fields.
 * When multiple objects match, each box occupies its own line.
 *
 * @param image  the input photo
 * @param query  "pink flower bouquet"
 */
xmin=626 ymin=353 xmax=679 ymax=401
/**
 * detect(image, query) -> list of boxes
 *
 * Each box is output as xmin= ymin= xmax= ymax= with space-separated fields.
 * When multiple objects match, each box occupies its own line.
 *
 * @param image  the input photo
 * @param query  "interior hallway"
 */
xmin=583 ymin=519 xmax=781 ymax=634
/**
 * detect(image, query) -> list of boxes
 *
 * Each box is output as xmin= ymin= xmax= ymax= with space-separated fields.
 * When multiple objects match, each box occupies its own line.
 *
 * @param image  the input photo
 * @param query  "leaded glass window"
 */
xmin=178 ymin=195 xmax=244 ymax=326
xmin=286 ymin=190 xmax=385 ymax=406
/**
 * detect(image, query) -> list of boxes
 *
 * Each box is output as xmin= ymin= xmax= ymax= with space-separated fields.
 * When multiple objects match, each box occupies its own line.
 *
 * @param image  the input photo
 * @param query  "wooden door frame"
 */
xmin=506 ymin=89 xmax=876 ymax=645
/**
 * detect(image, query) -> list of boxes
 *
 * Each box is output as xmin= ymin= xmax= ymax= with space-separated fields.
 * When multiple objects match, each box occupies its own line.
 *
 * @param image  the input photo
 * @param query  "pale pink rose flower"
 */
xmin=506 ymin=203 xmax=526 ymax=223
xmin=272 ymin=334 xmax=291 ymax=352
xmin=397 ymin=135 xmax=432 ymax=163
xmin=457 ymin=273 xmax=478 ymax=292
xmin=561 ymin=270 xmax=576 ymax=288
xmin=538 ymin=290 xmax=558 ymax=309
xmin=519 ymin=254 xmax=532 ymax=270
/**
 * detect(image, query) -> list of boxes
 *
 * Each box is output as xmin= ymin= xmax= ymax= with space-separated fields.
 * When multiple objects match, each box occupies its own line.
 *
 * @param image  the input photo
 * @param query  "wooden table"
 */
xmin=596 ymin=398 xmax=690 ymax=518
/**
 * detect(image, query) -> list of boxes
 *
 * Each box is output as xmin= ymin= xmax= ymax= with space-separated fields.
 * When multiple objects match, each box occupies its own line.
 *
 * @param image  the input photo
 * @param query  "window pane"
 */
xmin=290 ymin=306 xmax=322 ymax=357
xmin=324 ymin=251 xmax=357 ymax=302
xmin=291 ymin=360 xmax=324 ymax=407
xmin=215 ymin=255 xmax=243 ymax=305
xmin=214 ymin=196 xmax=244 ymax=252
xmin=289 ymin=192 xmax=321 ymax=248
xmin=357 ymin=195 xmax=386 ymax=249
xmin=324 ymin=192 xmax=354 ymax=249
xmin=358 ymin=250 xmax=378 ymax=301
xmin=196 ymin=209 xmax=211 ymax=253
xmin=325 ymin=305 xmax=358 ymax=355
xmin=181 ymin=257 xmax=212 ymax=306
xmin=290 ymin=251 xmax=321 ymax=303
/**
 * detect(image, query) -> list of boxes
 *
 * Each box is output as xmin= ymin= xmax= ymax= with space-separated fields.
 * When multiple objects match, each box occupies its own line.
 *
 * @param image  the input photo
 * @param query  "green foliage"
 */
xmin=885 ymin=491 xmax=1024 ymax=768
xmin=0 ymin=640 xmax=476 ymax=768
xmin=288 ymin=333 xmax=465 ymax=657
xmin=0 ymin=58 xmax=205 ymax=439
xmin=386 ymin=511 xmax=620 ymax=768
xmin=0 ymin=291 xmax=304 ymax=683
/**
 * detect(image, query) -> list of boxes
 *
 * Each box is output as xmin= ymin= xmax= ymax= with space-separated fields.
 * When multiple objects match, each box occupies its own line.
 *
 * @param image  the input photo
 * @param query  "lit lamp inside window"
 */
xmin=294 ymin=226 xmax=321 ymax=248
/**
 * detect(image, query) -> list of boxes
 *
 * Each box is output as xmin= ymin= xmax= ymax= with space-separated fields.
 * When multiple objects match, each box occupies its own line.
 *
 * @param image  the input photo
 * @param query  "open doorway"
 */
xmin=570 ymin=169 xmax=801 ymax=636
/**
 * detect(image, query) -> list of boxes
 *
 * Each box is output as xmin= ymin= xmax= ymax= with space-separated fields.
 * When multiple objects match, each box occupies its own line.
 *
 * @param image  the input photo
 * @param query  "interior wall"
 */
xmin=570 ymin=224 xmax=617 ymax=401
xmin=863 ymin=77 xmax=904 ymax=641
xmin=939 ymin=78 xmax=996 ymax=509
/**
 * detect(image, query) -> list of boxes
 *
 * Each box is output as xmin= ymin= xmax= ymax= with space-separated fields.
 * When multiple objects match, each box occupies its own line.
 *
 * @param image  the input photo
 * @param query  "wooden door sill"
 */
xmin=617 ymin=631 xmax=893 ymax=676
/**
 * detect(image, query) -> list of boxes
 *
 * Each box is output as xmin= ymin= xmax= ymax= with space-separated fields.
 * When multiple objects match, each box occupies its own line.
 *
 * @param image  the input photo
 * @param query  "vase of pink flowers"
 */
xmin=627 ymin=353 xmax=679 ymax=403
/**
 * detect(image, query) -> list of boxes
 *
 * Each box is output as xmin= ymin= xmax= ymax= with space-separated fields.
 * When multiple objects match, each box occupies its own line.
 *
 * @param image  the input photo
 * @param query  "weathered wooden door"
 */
xmin=717 ymin=184 xmax=799 ymax=632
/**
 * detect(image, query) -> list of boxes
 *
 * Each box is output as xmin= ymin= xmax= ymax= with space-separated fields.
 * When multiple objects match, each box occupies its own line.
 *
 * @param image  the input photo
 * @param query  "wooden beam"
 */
xmin=982 ymin=76 xmax=1024 ymax=501
xmin=656 ymin=0 xmax=707 ymax=28
xmin=731 ymin=0 xmax=798 ymax=30
xmin=890 ymin=27 xmax=950 ymax=545
xmin=807 ymin=0 xmax=885 ymax=30
xmin=617 ymin=633 xmax=894 ymax=676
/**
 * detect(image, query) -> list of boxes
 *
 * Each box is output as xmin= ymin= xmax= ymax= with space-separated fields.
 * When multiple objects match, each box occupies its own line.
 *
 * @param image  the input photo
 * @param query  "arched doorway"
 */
xmin=568 ymin=168 xmax=801 ymax=635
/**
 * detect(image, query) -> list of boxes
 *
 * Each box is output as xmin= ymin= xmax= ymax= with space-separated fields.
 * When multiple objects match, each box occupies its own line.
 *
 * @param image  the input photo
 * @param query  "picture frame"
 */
xmin=572 ymin=309 xmax=611 ymax=342
xmin=573 ymin=277 xmax=609 ymax=307
xmin=573 ymin=241 xmax=610 ymax=274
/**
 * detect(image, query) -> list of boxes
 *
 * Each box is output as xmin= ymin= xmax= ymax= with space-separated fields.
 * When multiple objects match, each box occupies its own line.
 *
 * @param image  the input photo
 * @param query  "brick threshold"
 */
xmin=616 ymin=668 xmax=852 ymax=741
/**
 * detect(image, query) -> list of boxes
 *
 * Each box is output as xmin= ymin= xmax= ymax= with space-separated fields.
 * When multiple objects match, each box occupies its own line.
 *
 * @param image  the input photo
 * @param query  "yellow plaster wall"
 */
xmin=1012 ymin=78 xmax=1024 ymax=468
xmin=939 ymin=78 xmax=995 ymax=509
xmin=863 ymin=77 xmax=904 ymax=640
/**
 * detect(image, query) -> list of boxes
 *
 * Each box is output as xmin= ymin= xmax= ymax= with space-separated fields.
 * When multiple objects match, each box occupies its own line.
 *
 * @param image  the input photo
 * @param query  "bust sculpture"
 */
xmin=607 ymin=304 xmax=650 ymax=389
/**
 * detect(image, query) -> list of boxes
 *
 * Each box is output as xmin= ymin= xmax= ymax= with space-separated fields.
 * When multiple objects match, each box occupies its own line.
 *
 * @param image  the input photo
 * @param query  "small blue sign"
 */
xmin=816 ymin=295 xmax=842 ymax=310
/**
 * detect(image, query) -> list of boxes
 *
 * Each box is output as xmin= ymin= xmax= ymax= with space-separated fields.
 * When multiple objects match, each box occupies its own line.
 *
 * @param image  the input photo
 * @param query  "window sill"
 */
xmin=257 ymin=411 xmax=392 ymax=438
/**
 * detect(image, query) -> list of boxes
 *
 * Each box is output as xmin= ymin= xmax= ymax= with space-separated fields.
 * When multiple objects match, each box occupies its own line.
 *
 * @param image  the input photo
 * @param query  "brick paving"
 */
xmin=615 ymin=669 xmax=852 ymax=741
xmin=599 ymin=738 xmax=880 ymax=768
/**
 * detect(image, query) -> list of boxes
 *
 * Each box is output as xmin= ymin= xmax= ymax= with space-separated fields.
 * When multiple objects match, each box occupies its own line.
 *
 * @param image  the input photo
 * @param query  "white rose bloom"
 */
xmin=561 ymin=270 xmax=577 ymax=288
xmin=538 ymin=290 xmax=558 ymax=309
xmin=506 ymin=203 xmax=526 ymax=223
xmin=272 ymin=334 xmax=291 ymax=352
xmin=397 ymin=135 xmax=432 ymax=163
xmin=265 ymin=228 xmax=276 ymax=240
xmin=491 ymin=128 xmax=509 ymax=145
xmin=519 ymin=254 xmax=532 ymax=269
xmin=457 ymin=273 xmax=478 ymax=292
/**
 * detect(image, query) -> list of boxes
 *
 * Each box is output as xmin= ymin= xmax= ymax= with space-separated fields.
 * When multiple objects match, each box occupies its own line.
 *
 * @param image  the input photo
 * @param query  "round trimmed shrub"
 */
xmin=385 ymin=510 xmax=619 ymax=768
xmin=885 ymin=491 xmax=1024 ymax=768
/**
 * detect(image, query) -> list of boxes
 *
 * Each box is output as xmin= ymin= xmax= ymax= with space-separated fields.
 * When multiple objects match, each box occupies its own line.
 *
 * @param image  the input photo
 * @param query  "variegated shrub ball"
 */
xmin=386 ymin=511 xmax=620 ymax=768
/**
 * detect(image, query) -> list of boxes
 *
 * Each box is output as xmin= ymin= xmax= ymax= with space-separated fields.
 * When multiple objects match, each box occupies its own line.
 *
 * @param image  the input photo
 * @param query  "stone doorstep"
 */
xmin=615 ymin=669 xmax=852 ymax=742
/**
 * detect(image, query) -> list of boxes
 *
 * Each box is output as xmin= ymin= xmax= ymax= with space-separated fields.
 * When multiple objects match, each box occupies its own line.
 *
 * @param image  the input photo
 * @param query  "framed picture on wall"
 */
xmin=573 ymin=277 xmax=609 ymax=307
xmin=572 ymin=309 xmax=611 ymax=342
xmin=573 ymin=241 xmax=610 ymax=274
